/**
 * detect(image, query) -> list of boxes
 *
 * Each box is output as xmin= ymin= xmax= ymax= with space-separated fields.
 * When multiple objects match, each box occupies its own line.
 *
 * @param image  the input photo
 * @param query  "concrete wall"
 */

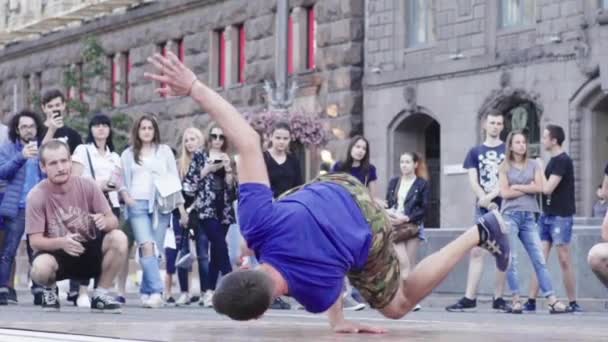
xmin=419 ymin=222 xmax=606 ymax=299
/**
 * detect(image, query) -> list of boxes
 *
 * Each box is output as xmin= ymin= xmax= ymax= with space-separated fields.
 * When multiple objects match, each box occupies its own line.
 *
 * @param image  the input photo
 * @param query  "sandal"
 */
xmin=548 ymin=301 xmax=571 ymax=314
xmin=511 ymin=301 xmax=523 ymax=314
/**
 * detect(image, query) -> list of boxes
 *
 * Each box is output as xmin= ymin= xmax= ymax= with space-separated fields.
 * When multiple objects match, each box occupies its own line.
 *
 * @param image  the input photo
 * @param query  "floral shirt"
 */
xmin=183 ymin=150 xmax=236 ymax=225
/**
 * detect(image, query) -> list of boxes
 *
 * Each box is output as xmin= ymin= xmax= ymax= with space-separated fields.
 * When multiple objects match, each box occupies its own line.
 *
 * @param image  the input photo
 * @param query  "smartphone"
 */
xmin=52 ymin=110 xmax=62 ymax=119
xmin=212 ymin=159 xmax=223 ymax=164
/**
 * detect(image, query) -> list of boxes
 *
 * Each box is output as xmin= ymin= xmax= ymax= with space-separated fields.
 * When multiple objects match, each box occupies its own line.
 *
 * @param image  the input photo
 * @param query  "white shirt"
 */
xmin=396 ymin=176 xmax=416 ymax=214
xmin=130 ymin=155 xmax=156 ymax=200
xmin=72 ymin=143 xmax=121 ymax=207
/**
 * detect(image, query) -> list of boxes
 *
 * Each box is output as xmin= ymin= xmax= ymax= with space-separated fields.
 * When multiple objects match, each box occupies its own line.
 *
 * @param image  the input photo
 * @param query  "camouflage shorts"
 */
xmin=280 ymin=173 xmax=401 ymax=309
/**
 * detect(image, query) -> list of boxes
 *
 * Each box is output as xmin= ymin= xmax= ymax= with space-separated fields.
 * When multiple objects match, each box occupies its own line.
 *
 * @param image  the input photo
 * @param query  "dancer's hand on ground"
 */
xmin=145 ymin=51 xmax=198 ymax=97
xmin=332 ymin=320 xmax=387 ymax=334
xmin=62 ymin=234 xmax=85 ymax=257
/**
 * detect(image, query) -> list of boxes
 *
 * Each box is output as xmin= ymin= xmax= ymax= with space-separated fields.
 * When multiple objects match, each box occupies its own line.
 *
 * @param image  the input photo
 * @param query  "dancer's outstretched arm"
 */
xmin=145 ymin=52 xmax=269 ymax=186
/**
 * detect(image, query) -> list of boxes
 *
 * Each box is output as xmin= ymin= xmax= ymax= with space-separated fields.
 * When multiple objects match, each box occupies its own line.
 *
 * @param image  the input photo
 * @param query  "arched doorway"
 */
xmin=571 ymin=78 xmax=608 ymax=215
xmin=390 ymin=112 xmax=441 ymax=227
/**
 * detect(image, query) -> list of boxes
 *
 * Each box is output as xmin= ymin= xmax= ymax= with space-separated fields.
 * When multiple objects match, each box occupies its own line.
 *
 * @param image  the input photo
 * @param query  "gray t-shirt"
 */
xmin=501 ymin=160 xmax=541 ymax=213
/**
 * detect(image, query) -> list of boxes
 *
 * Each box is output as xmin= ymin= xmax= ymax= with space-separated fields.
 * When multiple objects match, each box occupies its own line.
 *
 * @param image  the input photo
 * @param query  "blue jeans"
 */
xmin=194 ymin=225 xmax=210 ymax=292
xmin=504 ymin=211 xmax=554 ymax=297
xmin=128 ymin=200 xmax=171 ymax=295
xmin=539 ymin=214 xmax=573 ymax=246
xmin=201 ymin=218 xmax=232 ymax=290
xmin=0 ymin=210 xmax=25 ymax=289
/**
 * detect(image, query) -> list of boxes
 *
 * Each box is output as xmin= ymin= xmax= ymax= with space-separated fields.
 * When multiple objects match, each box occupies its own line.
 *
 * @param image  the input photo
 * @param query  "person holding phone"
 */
xmin=183 ymin=124 xmax=236 ymax=307
xmin=40 ymin=89 xmax=83 ymax=154
xmin=0 ymin=111 xmax=45 ymax=306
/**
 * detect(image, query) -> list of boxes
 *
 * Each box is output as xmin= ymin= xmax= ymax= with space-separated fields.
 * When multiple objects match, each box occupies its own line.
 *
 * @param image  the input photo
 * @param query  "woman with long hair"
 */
xmin=385 ymin=152 xmax=430 ymax=311
xmin=183 ymin=124 xmax=236 ymax=307
xmin=263 ymin=121 xmax=303 ymax=198
xmin=70 ymin=113 xmax=122 ymax=307
xmin=332 ymin=135 xmax=378 ymax=197
xmin=119 ymin=114 xmax=181 ymax=308
xmin=498 ymin=131 xmax=569 ymax=314
xmin=167 ymin=127 xmax=209 ymax=306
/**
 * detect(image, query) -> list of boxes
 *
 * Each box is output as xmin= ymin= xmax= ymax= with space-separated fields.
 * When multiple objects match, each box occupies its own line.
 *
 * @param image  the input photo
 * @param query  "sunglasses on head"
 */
xmin=210 ymin=133 xmax=225 ymax=140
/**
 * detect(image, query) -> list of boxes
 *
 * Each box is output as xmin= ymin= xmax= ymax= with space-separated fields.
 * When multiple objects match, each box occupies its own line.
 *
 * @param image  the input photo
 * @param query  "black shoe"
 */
xmin=569 ymin=302 xmax=583 ymax=313
xmin=42 ymin=288 xmax=60 ymax=311
xmin=189 ymin=295 xmax=200 ymax=304
xmin=492 ymin=297 xmax=512 ymax=313
xmin=67 ymin=291 xmax=78 ymax=306
xmin=165 ymin=297 xmax=176 ymax=306
xmin=270 ymin=297 xmax=291 ymax=310
xmin=0 ymin=291 xmax=8 ymax=305
xmin=7 ymin=287 xmax=18 ymax=304
xmin=445 ymin=297 xmax=477 ymax=312
xmin=91 ymin=294 xmax=122 ymax=314
xmin=33 ymin=292 xmax=44 ymax=306
xmin=523 ymin=299 xmax=536 ymax=312
xmin=477 ymin=210 xmax=510 ymax=272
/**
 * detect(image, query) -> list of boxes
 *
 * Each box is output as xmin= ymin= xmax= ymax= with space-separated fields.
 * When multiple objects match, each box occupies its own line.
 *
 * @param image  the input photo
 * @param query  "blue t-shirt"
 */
xmin=331 ymin=161 xmax=377 ymax=186
xmin=238 ymin=182 xmax=372 ymax=313
xmin=463 ymin=143 xmax=505 ymax=206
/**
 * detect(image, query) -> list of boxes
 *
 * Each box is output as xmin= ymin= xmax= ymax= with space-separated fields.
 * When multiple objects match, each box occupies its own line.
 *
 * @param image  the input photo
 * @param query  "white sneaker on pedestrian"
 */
xmin=140 ymin=294 xmax=150 ymax=306
xmin=143 ymin=293 xmax=164 ymax=308
xmin=414 ymin=304 xmax=422 ymax=312
xmin=202 ymin=290 xmax=214 ymax=308
xmin=76 ymin=294 xmax=91 ymax=309
xmin=176 ymin=293 xmax=190 ymax=306
xmin=343 ymin=296 xmax=366 ymax=311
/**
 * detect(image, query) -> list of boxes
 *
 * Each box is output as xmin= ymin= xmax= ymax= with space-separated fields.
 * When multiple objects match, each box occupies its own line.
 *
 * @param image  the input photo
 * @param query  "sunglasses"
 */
xmin=210 ymin=133 xmax=225 ymax=140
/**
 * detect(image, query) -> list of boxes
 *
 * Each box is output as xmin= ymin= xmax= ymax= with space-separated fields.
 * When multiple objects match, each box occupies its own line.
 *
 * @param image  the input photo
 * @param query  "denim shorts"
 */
xmin=538 ymin=214 xmax=573 ymax=245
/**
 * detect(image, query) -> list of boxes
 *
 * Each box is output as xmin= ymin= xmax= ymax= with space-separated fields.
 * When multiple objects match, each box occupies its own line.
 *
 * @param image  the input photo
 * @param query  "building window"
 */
xmin=23 ymin=75 xmax=30 ymax=108
xmin=218 ymin=29 xmax=226 ymax=88
xmin=500 ymin=0 xmax=535 ymax=28
xmin=288 ymin=16 xmax=294 ymax=74
xmin=176 ymin=38 xmax=185 ymax=62
xmin=157 ymin=43 xmax=167 ymax=97
xmin=123 ymin=52 xmax=130 ymax=104
xmin=407 ymin=0 xmax=435 ymax=47
xmin=110 ymin=55 xmax=118 ymax=107
xmin=238 ymin=25 xmax=246 ymax=84
xmin=306 ymin=7 xmax=316 ymax=70
xmin=501 ymin=102 xmax=541 ymax=157
xmin=77 ymin=62 xmax=84 ymax=101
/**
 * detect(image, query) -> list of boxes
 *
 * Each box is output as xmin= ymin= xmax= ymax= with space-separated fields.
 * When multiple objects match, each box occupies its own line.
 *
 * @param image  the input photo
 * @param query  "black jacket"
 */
xmin=385 ymin=176 xmax=430 ymax=225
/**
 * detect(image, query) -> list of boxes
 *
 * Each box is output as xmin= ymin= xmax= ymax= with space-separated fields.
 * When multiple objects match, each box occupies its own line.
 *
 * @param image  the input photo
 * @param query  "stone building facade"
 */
xmin=0 ymin=0 xmax=364 ymax=179
xmin=365 ymin=0 xmax=608 ymax=227
xmin=2 ymin=0 xmax=608 ymax=228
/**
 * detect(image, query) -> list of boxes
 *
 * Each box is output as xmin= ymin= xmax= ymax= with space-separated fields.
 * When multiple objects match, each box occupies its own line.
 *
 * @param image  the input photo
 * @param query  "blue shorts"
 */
xmin=538 ymin=214 xmax=573 ymax=246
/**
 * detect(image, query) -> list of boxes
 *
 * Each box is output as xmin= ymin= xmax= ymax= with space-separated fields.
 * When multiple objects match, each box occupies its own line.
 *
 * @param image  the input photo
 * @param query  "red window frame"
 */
xmin=307 ymin=7 xmax=316 ymax=70
xmin=218 ymin=30 xmax=226 ymax=88
xmin=288 ymin=16 xmax=294 ymax=75
xmin=177 ymin=39 xmax=185 ymax=62
xmin=238 ymin=25 xmax=246 ymax=84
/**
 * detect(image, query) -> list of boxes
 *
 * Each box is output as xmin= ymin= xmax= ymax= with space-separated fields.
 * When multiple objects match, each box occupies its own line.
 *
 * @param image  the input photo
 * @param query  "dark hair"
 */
xmin=131 ymin=114 xmax=161 ymax=164
xmin=484 ymin=109 xmax=504 ymax=121
xmin=206 ymin=123 xmax=228 ymax=152
xmin=271 ymin=121 xmax=291 ymax=135
xmin=401 ymin=152 xmax=429 ymax=180
xmin=337 ymin=135 xmax=371 ymax=179
xmin=41 ymin=89 xmax=65 ymax=106
xmin=545 ymin=124 xmax=565 ymax=146
xmin=39 ymin=140 xmax=70 ymax=165
xmin=8 ymin=110 xmax=44 ymax=143
xmin=86 ymin=113 xmax=115 ymax=152
xmin=212 ymin=270 xmax=274 ymax=321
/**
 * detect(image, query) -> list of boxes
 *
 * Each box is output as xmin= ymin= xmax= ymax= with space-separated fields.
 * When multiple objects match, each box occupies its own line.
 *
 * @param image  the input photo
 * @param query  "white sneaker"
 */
xmin=176 ymin=293 xmax=190 ymax=306
xmin=343 ymin=296 xmax=366 ymax=311
xmin=140 ymin=294 xmax=150 ymax=305
xmin=202 ymin=290 xmax=214 ymax=308
xmin=143 ymin=293 xmax=164 ymax=308
xmin=76 ymin=294 xmax=91 ymax=309
xmin=414 ymin=304 xmax=422 ymax=312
